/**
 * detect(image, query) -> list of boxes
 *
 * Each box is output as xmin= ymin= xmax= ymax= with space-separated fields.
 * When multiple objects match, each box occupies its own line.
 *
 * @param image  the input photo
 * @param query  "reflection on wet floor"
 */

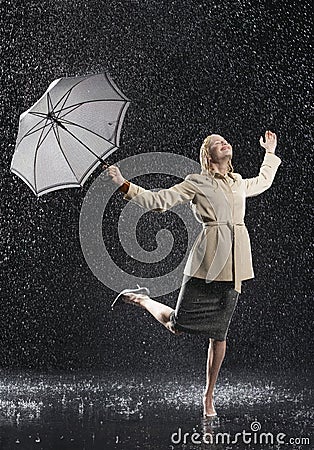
xmin=0 ymin=368 xmax=312 ymax=449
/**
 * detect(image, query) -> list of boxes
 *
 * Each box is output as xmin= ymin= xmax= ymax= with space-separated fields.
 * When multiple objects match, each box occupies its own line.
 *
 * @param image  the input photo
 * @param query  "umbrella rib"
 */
xmin=18 ymin=98 xmax=125 ymax=146
xmin=47 ymin=92 xmax=54 ymax=115
xmin=20 ymin=116 xmax=53 ymax=144
xmin=54 ymin=89 xmax=73 ymax=119
xmin=55 ymin=99 xmax=124 ymax=118
xmin=16 ymin=114 xmax=48 ymax=145
xmin=110 ymin=100 xmax=128 ymax=148
xmin=58 ymin=124 xmax=109 ymax=162
xmin=17 ymin=96 xmax=91 ymax=144
xmin=29 ymin=111 xmax=49 ymax=119
xmin=18 ymin=122 xmax=53 ymax=141
xmin=55 ymin=103 xmax=82 ymax=119
xmin=46 ymin=77 xmax=89 ymax=116
xmin=50 ymin=74 xmax=118 ymax=116
xmin=21 ymin=109 xmax=67 ymax=141
xmin=76 ymin=145 xmax=115 ymax=185
xmin=33 ymin=118 xmax=54 ymax=192
xmin=37 ymin=123 xmax=54 ymax=150
xmin=51 ymin=125 xmax=80 ymax=182
xmin=104 ymin=72 xmax=130 ymax=102
xmin=58 ymin=117 xmax=116 ymax=146
xmin=17 ymin=77 xmax=89 ymax=144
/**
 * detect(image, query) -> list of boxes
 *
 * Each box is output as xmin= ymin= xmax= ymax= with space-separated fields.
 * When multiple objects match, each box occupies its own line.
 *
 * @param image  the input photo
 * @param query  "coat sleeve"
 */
xmin=244 ymin=152 xmax=282 ymax=198
xmin=123 ymin=175 xmax=197 ymax=212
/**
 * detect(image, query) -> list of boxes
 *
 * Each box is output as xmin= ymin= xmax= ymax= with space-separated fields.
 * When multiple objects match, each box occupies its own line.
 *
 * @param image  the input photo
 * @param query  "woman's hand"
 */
xmin=105 ymin=165 xmax=125 ymax=187
xmin=259 ymin=130 xmax=277 ymax=153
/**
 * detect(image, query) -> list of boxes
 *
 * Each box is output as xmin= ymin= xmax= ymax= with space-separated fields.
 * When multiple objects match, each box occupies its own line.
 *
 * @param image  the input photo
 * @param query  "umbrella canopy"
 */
xmin=10 ymin=73 xmax=130 ymax=196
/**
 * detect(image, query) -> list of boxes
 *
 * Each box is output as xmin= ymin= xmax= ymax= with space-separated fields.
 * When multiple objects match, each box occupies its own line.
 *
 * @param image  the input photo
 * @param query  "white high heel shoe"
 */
xmin=111 ymin=284 xmax=150 ymax=309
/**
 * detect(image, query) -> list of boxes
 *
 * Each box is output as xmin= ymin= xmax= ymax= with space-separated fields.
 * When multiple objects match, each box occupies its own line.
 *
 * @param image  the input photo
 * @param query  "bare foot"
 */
xmin=203 ymin=395 xmax=217 ymax=417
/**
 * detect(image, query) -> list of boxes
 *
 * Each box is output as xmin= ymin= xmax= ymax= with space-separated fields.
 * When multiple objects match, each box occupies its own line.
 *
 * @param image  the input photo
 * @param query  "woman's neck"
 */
xmin=209 ymin=161 xmax=229 ymax=176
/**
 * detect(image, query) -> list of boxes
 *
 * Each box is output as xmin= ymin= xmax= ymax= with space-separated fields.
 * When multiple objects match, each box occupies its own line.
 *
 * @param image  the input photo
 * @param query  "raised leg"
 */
xmin=123 ymin=293 xmax=183 ymax=335
xmin=203 ymin=338 xmax=226 ymax=416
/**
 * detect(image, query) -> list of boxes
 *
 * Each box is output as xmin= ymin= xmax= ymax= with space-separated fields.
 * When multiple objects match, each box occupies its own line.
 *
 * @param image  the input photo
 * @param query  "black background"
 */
xmin=0 ymin=0 xmax=312 ymax=373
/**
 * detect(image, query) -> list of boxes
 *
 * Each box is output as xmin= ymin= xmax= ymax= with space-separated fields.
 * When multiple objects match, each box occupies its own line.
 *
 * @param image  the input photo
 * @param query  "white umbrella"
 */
xmin=10 ymin=73 xmax=130 ymax=196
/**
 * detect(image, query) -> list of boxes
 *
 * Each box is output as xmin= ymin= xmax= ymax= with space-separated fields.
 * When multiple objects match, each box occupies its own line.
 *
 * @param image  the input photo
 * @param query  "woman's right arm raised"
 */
xmin=106 ymin=165 xmax=196 ymax=212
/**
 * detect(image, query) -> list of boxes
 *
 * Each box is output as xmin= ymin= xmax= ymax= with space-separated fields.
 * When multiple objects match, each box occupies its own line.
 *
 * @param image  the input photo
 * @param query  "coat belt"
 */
xmin=202 ymin=221 xmax=245 ymax=228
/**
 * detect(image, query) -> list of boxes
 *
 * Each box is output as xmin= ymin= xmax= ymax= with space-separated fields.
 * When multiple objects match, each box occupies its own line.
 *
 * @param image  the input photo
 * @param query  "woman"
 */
xmin=107 ymin=130 xmax=281 ymax=417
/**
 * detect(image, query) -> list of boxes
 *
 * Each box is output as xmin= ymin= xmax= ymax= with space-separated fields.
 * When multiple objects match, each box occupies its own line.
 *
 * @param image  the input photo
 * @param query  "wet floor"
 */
xmin=0 ymin=368 xmax=312 ymax=449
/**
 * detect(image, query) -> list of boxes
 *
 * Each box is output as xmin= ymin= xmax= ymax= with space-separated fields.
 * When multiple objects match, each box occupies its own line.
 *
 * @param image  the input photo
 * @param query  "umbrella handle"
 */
xmin=100 ymin=160 xmax=120 ymax=170
xmin=100 ymin=160 xmax=110 ymax=171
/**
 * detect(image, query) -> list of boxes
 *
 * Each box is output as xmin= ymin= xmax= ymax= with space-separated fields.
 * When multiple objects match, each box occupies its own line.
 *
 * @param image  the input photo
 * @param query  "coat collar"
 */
xmin=201 ymin=168 xmax=237 ymax=181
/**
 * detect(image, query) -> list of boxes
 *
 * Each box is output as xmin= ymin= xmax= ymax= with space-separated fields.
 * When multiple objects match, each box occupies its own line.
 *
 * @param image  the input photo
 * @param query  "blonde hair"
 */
xmin=200 ymin=135 xmax=234 ymax=174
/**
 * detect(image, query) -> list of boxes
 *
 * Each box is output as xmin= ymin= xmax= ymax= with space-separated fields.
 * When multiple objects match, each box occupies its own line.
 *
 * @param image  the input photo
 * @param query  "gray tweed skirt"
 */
xmin=169 ymin=276 xmax=239 ymax=340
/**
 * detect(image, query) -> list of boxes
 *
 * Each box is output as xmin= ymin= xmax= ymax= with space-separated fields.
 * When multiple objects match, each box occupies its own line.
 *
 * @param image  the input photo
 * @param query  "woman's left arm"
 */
xmin=244 ymin=130 xmax=282 ymax=198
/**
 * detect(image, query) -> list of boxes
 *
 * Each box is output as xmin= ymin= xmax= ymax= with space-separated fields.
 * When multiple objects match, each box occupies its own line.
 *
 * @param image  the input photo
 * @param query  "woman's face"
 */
xmin=209 ymin=134 xmax=233 ymax=162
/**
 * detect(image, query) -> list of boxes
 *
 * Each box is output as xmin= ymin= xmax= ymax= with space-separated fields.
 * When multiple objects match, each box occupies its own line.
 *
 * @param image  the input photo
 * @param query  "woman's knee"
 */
xmin=165 ymin=320 xmax=184 ymax=336
xmin=209 ymin=338 xmax=226 ymax=344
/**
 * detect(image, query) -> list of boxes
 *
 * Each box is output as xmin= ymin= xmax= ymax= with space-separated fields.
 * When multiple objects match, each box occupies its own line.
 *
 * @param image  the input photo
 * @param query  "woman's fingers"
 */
xmin=271 ymin=132 xmax=277 ymax=140
xmin=261 ymin=131 xmax=276 ymax=142
xmin=259 ymin=130 xmax=277 ymax=153
xmin=108 ymin=165 xmax=118 ymax=175
xmin=266 ymin=130 xmax=276 ymax=140
xmin=106 ymin=165 xmax=125 ymax=186
xmin=260 ymin=131 xmax=277 ymax=152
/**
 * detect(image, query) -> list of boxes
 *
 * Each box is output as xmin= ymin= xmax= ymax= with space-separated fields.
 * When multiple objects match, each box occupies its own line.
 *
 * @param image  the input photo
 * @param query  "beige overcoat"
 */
xmin=123 ymin=152 xmax=282 ymax=293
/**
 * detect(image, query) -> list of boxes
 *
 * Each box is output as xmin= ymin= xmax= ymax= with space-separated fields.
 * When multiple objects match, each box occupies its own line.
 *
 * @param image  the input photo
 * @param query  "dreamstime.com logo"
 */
xmin=170 ymin=421 xmax=311 ymax=447
xmin=79 ymin=152 xmax=234 ymax=297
